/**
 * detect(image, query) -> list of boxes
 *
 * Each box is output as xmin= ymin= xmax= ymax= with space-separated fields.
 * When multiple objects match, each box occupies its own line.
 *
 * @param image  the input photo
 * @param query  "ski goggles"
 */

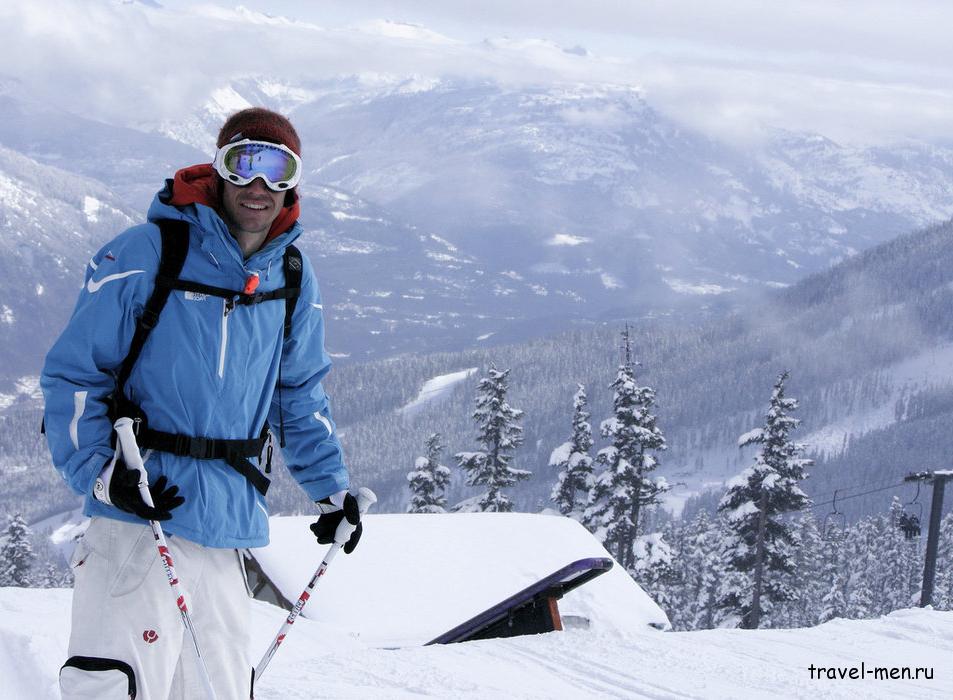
xmin=212 ymin=139 xmax=302 ymax=191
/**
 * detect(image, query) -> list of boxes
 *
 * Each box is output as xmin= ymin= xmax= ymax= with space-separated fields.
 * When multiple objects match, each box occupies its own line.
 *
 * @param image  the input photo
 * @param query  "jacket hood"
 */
xmin=148 ymin=163 xmax=301 ymax=247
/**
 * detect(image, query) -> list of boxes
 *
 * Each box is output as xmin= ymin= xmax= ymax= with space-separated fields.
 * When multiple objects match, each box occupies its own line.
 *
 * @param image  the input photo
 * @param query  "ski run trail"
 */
xmin=2 ymin=513 xmax=951 ymax=698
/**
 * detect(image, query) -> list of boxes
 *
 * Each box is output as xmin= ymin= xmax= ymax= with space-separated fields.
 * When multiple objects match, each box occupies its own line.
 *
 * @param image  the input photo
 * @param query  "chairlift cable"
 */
xmin=805 ymin=480 xmax=906 ymax=511
xmin=807 ymin=477 xmax=904 ymax=505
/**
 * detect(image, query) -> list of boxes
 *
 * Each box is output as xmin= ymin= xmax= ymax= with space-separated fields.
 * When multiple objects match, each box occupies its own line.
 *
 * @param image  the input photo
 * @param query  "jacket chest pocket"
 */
xmin=216 ymin=298 xmax=286 ymax=384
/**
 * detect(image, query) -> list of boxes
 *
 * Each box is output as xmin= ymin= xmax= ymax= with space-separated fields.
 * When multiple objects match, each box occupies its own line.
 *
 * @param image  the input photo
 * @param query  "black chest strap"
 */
xmin=156 ymin=277 xmax=301 ymax=307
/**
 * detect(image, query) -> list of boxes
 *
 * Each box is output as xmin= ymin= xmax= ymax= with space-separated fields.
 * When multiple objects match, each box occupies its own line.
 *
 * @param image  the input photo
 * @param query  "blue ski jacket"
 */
xmin=41 ymin=179 xmax=349 ymax=548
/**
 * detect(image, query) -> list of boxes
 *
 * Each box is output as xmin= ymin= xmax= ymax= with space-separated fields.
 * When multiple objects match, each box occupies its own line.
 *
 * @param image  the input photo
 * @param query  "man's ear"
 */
xmin=284 ymin=188 xmax=299 ymax=208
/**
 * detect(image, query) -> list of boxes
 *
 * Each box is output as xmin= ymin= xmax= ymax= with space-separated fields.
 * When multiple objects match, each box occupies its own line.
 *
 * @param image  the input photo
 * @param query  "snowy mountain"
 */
xmin=0 ymin=145 xmax=140 ymax=381
xmin=164 ymin=76 xmax=953 ymax=307
xmin=4 ymin=74 xmax=953 ymax=378
xmin=285 ymin=77 xmax=952 ymax=282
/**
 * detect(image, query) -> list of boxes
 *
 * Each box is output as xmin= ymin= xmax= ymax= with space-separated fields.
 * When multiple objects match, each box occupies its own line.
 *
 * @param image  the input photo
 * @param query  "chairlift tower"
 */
xmin=904 ymin=470 xmax=953 ymax=607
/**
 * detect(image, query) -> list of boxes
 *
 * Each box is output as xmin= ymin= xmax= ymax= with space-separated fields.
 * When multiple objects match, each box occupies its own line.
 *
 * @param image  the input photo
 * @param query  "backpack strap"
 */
xmin=114 ymin=219 xmax=190 ymax=402
xmin=283 ymin=244 xmax=302 ymax=338
xmin=273 ymin=245 xmax=303 ymax=448
xmin=45 ymin=221 xmax=188 ymax=439
xmin=135 ymin=424 xmax=272 ymax=496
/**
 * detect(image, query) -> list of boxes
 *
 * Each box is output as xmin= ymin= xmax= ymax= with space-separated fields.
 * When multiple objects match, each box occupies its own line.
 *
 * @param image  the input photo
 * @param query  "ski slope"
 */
xmin=1 ymin=512 xmax=951 ymax=698
xmin=398 ymin=367 xmax=477 ymax=416
xmin=1 ymin=588 xmax=950 ymax=699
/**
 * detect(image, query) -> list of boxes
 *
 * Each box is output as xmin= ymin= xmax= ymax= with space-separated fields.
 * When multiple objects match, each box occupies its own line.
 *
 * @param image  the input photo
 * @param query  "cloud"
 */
xmin=1 ymin=1 xmax=626 ymax=122
xmin=634 ymin=54 xmax=953 ymax=145
xmin=305 ymin=0 xmax=953 ymax=70
xmin=2 ymin=0 xmax=952 ymax=145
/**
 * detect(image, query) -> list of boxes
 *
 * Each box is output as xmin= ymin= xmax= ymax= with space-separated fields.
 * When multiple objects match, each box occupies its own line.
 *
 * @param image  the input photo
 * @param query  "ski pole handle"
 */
xmin=334 ymin=487 xmax=378 ymax=544
xmin=113 ymin=417 xmax=154 ymax=507
xmin=356 ymin=486 xmax=378 ymax=514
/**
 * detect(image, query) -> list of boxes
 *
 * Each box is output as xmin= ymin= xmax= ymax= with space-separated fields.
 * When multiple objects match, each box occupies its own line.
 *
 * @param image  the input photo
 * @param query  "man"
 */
xmin=42 ymin=108 xmax=362 ymax=699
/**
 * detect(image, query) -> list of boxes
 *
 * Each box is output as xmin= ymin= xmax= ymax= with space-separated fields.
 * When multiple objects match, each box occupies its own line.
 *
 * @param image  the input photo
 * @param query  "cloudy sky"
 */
xmin=5 ymin=0 xmax=953 ymax=145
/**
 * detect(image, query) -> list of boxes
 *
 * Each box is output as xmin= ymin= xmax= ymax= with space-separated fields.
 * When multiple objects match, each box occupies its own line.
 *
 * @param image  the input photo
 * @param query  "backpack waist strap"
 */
xmin=135 ymin=423 xmax=271 ymax=496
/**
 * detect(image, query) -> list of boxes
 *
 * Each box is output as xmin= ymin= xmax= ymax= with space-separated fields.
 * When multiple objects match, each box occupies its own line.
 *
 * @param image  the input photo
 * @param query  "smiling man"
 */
xmin=41 ymin=108 xmax=364 ymax=699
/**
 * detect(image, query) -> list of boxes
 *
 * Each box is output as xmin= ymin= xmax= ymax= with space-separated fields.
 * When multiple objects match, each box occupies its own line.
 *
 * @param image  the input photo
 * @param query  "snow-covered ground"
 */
xmin=252 ymin=513 xmax=669 ymax=646
xmin=2 ymin=588 xmax=950 ymax=699
xmin=398 ymin=368 xmax=477 ymax=416
xmin=2 ymin=512 xmax=951 ymax=699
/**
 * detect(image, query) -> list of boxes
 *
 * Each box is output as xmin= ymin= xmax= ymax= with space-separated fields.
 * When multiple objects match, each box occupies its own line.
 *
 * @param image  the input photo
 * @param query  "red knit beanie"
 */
xmin=216 ymin=107 xmax=301 ymax=156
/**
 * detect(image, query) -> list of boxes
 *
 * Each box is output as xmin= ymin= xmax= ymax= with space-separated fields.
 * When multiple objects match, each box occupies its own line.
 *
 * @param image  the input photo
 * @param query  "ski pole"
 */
xmin=253 ymin=487 xmax=377 ymax=685
xmin=114 ymin=417 xmax=217 ymax=700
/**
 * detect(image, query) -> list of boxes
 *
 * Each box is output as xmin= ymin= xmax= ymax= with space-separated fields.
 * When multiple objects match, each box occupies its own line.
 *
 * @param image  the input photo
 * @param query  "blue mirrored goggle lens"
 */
xmin=222 ymin=143 xmax=297 ymax=184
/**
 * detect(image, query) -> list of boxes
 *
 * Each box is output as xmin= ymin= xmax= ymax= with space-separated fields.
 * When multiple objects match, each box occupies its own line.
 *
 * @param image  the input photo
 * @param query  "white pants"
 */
xmin=60 ymin=517 xmax=251 ymax=700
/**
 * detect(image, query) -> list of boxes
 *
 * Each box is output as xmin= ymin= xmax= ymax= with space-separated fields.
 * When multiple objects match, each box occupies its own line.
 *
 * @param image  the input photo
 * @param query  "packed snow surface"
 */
xmin=4 ymin=513 xmax=950 ymax=698
xmin=2 ymin=589 xmax=950 ymax=698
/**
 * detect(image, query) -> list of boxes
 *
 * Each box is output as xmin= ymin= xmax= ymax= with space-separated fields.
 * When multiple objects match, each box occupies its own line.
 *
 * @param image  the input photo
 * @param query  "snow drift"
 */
xmin=250 ymin=512 xmax=670 ymax=647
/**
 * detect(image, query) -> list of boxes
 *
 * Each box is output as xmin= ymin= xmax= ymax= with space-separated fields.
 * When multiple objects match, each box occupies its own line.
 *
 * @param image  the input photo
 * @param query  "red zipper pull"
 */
xmin=243 ymin=272 xmax=260 ymax=295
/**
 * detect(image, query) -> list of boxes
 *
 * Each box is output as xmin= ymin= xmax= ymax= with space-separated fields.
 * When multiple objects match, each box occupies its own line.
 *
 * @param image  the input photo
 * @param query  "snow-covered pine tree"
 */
xmin=933 ymin=512 xmax=953 ymax=610
xmin=681 ymin=511 xmax=729 ymax=631
xmin=0 ymin=513 xmax=35 ymax=587
xmin=880 ymin=497 xmax=922 ymax=612
xmin=774 ymin=513 xmax=823 ymax=628
xmin=856 ymin=513 xmax=890 ymax=616
xmin=585 ymin=328 xmax=668 ymax=569
xmin=717 ymin=371 xmax=813 ymax=628
xmin=407 ymin=433 xmax=452 ymax=513
xmin=632 ymin=530 xmax=677 ymax=611
xmin=817 ymin=535 xmax=848 ymax=623
xmin=455 ymin=365 xmax=530 ymax=512
xmin=549 ymin=383 xmax=594 ymax=519
xmin=40 ymin=563 xmax=59 ymax=589
xmin=843 ymin=517 xmax=878 ymax=620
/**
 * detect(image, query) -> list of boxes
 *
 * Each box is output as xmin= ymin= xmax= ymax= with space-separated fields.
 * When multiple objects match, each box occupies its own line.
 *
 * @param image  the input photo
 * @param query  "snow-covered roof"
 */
xmin=250 ymin=513 xmax=670 ymax=646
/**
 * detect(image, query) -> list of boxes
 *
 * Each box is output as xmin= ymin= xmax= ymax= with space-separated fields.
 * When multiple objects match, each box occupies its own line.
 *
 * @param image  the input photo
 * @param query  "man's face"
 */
xmin=220 ymin=178 xmax=285 ymax=238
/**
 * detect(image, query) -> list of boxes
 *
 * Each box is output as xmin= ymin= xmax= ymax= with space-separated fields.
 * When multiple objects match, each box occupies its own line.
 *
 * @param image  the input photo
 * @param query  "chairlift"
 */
xmin=823 ymin=490 xmax=847 ymax=541
xmin=897 ymin=483 xmax=923 ymax=540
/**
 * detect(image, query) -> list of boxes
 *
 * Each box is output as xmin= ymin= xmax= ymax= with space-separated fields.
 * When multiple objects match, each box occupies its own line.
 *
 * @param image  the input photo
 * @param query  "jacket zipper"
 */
xmin=219 ymin=297 xmax=236 ymax=378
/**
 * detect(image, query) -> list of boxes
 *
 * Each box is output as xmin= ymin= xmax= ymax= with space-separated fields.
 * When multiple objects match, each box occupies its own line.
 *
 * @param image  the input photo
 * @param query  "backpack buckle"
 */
xmin=182 ymin=436 xmax=214 ymax=459
xmin=140 ymin=309 xmax=160 ymax=330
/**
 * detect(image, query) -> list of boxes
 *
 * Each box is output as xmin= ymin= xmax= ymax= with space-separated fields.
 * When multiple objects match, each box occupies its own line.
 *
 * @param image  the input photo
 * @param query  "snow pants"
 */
xmin=60 ymin=517 xmax=251 ymax=700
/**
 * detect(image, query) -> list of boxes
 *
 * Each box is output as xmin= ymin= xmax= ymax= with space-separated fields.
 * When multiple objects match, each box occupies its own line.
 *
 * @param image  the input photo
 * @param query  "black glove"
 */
xmin=94 ymin=449 xmax=184 ymax=521
xmin=310 ymin=491 xmax=362 ymax=554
